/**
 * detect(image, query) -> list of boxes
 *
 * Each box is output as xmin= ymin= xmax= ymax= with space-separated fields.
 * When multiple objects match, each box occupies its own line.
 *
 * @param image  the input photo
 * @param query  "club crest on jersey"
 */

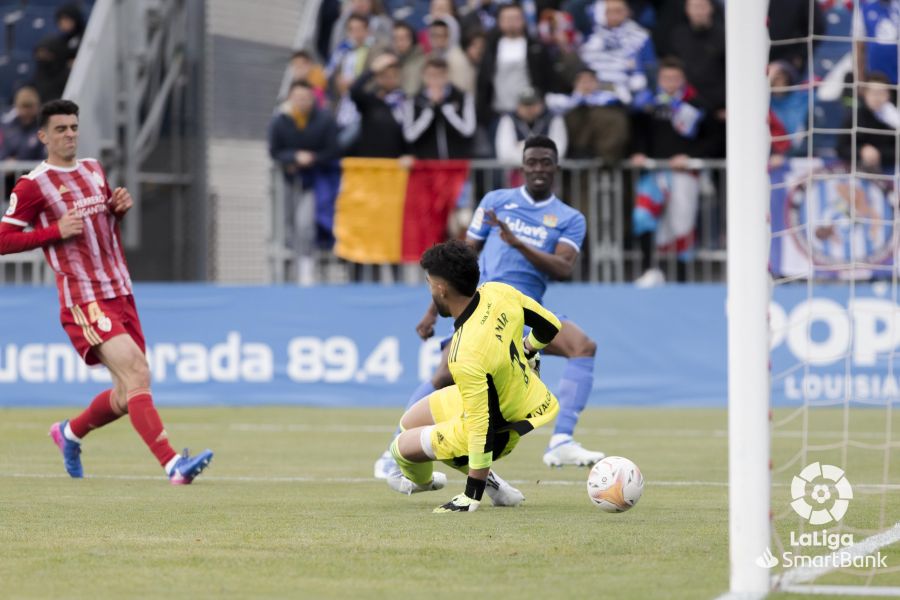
xmin=58 ymin=184 xmax=70 ymax=195
xmin=542 ymin=214 xmax=558 ymax=228
xmin=5 ymin=193 xmax=17 ymax=216
xmin=97 ymin=316 xmax=112 ymax=333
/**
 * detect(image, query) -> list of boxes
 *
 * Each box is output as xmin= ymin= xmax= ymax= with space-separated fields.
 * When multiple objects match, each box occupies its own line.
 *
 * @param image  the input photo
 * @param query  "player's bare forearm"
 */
xmin=465 ymin=237 xmax=485 ymax=256
xmin=514 ymin=242 xmax=575 ymax=280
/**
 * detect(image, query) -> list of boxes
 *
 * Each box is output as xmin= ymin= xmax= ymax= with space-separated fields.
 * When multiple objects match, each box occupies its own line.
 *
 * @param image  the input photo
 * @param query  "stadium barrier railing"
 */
xmin=268 ymin=158 xmax=728 ymax=285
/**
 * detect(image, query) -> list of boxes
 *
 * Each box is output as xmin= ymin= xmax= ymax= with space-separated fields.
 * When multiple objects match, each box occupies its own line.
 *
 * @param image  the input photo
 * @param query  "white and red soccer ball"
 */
xmin=587 ymin=456 xmax=644 ymax=513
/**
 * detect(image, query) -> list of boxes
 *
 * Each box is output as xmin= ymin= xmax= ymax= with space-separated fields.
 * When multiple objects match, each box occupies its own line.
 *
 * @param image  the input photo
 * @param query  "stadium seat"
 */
xmin=11 ymin=6 xmax=56 ymax=52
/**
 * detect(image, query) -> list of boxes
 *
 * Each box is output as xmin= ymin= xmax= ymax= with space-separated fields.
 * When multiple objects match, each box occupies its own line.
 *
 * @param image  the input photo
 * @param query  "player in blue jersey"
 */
xmin=375 ymin=135 xmax=604 ymax=479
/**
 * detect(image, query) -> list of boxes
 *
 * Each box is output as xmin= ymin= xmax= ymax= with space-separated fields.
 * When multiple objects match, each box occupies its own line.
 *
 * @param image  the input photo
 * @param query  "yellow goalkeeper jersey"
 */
xmin=446 ymin=281 xmax=561 ymax=470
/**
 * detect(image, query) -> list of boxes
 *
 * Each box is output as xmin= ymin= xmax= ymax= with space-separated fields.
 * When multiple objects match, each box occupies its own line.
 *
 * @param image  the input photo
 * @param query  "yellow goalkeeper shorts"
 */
xmin=426 ymin=385 xmax=522 ymax=464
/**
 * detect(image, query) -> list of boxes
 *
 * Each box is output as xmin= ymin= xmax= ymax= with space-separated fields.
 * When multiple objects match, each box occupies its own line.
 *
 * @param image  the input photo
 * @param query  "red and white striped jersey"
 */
xmin=1 ymin=159 xmax=133 ymax=308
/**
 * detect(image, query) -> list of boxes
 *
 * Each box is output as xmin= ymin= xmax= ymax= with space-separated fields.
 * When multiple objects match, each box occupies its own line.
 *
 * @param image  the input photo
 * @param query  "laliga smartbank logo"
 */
xmin=790 ymin=462 xmax=852 ymax=525
xmin=755 ymin=463 xmax=888 ymax=570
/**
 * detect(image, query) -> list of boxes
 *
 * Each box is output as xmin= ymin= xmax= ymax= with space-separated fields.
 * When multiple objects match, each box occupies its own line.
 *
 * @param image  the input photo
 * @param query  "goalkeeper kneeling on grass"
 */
xmin=387 ymin=240 xmax=560 ymax=513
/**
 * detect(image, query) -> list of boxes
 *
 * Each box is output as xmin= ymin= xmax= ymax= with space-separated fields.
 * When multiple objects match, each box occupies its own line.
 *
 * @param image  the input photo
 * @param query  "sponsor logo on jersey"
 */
xmin=6 ymin=193 xmax=17 ymax=216
xmin=503 ymin=203 xmax=519 ymax=209
xmin=543 ymin=214 xmax=558 ymax=227
xmin=504 ymin=217 xmax=549 ymax=241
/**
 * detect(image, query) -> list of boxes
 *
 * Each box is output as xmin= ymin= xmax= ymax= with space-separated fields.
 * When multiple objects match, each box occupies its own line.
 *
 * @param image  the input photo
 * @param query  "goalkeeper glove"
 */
xmin=433 ymin=493 xmax=481 ymax=513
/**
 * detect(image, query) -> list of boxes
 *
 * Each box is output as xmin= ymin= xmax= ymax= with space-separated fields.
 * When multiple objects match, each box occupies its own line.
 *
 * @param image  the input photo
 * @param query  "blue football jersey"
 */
xmin=467 ymin=186 xmax=586 ymax=303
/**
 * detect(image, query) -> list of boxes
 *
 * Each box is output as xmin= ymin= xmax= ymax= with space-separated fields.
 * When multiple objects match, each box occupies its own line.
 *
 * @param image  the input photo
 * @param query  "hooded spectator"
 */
xmin=55 ymin=3 xmax=86 ymax=65
xmin=32 ymin=35 xmax=70 ymax=103
xmin=391 ymin=21 xmax=426 ymax=96
xmin=428 ymin=17 xmax=476 ymax=94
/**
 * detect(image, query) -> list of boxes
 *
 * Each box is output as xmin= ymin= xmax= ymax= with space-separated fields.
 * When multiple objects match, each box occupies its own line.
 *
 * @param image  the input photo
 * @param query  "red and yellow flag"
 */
xmin=333 ymin=158 xmax=470 ymax=264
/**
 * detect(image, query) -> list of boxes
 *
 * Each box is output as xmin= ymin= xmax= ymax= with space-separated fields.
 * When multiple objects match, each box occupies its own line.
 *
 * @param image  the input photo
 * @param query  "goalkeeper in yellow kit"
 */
xmin=387 ymin=240 xmax=560 ymax=512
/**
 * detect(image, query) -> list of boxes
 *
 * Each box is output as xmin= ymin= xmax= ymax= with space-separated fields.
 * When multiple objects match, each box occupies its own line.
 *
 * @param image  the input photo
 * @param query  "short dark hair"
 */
xmin=424 ymin=56 xmax=448 ymax=71
xmin=420 ymin=240 xmax=480 ymax=297
xmin=429 ymin=19 xmax=450 ymax=31
xmin=497 ymin=3 xmax=524 ymax=18
xmin=39 ymin=99 xmax=78 ymax=128
xmin=867 ymin=71 xmax=891 ymax=85
xmin=291 ymin=49 xmax=314 ymax=62
xmin=523 ymin=135 xmax=558 ymax=162
xmin=347 ymin=13 xmax=369 ymax=28
xmin=658 ymin=56 xmax=685 ymax=73
xmin=393 ymin=21 xmax=417 ymax=44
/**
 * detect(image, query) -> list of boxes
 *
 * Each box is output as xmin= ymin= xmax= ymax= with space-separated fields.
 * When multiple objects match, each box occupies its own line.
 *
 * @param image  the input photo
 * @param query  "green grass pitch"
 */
xmin=0 ymin=407 xmax=897 ymax=599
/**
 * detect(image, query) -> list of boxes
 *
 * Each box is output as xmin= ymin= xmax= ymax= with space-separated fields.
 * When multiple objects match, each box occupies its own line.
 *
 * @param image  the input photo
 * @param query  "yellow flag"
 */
xmin=333 ymin=158 xmax=409 ymax=264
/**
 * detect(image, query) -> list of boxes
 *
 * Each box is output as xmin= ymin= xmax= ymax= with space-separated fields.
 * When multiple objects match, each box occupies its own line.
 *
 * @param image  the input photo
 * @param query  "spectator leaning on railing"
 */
xmin=838 ymin=72 xmax=899 ymax=174
xmin=660 ymin=0 xmax=725 ymax=158
xmin=0 ymin=86 xmax=45 ymax=161
xmin=547 ymin=67 xmax=630 ymax=162
xmin=404 ymin=57 xmax=475 ymax=159
xmin=348 ymin=53 xmax=411 ymax=158
xmin=630 ymin=57 xmax=712 ymax=288
xmin=268 ymin=81 xmax=341 ymax=285
xmin=495 ymin=88 xmax=567 ymax=167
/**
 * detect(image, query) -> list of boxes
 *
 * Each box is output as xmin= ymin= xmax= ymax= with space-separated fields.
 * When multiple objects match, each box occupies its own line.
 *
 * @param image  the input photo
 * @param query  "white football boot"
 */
xmin=543 ymin=437 xmax=605 ymax=467
xmin=485 ymin=471 xmax=525 ymax=506
xmin=387 ymin=470 xmax=448 ymax=495
xmin=634 ymin=268 xmax=665 ymax=288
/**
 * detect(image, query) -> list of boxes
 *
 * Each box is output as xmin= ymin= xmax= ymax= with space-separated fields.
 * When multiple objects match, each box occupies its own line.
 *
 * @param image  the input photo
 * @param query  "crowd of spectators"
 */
xmin=273 ymin=0 xmax=729 ymax=167
xmin=0 ymin=2 xmax=88 ymax=163
xmin=268 ymin=0 xmax=900 ymax=284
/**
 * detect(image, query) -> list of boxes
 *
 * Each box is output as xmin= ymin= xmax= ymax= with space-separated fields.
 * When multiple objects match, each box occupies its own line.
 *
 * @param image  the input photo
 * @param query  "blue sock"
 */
xmin=388 ymin=379 xmax=438 ymax=440
xmin=407 ymin=379 xmax=436 ymax=409
xmin=553 ymin=357 xmax=595 ymax=437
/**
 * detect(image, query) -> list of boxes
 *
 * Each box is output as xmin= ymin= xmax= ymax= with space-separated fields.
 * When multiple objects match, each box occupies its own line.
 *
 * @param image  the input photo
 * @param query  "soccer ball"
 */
xmin=587 ymin=456 xmax=644 ymax=513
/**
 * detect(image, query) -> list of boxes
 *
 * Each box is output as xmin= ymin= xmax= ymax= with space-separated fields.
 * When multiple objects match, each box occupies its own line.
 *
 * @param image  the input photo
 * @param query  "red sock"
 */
xmin=127 ymin=389 xmax=177 ymax=468
xmin=69 ymin=389 xmax=123 ymax=439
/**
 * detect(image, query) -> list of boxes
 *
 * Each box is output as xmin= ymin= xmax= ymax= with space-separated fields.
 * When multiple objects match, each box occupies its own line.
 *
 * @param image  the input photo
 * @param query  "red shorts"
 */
xmin=60 ymin=295 xmax=146 ymax=366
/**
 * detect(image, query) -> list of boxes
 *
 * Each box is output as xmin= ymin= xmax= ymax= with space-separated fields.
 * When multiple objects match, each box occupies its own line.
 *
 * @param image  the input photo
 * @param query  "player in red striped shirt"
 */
xmin=0 ymin=99 xmax=213 ymax=484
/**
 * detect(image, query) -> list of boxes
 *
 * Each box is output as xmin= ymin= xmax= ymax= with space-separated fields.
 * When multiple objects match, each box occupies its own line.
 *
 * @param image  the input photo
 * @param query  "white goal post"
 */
xmin=725 ymin=0 xmax=772 ymax=596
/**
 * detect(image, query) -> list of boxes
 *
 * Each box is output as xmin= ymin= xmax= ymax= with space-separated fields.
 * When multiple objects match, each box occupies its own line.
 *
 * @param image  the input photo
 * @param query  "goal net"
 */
xmin=728 ymin=0 xmax=900 ymax=597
